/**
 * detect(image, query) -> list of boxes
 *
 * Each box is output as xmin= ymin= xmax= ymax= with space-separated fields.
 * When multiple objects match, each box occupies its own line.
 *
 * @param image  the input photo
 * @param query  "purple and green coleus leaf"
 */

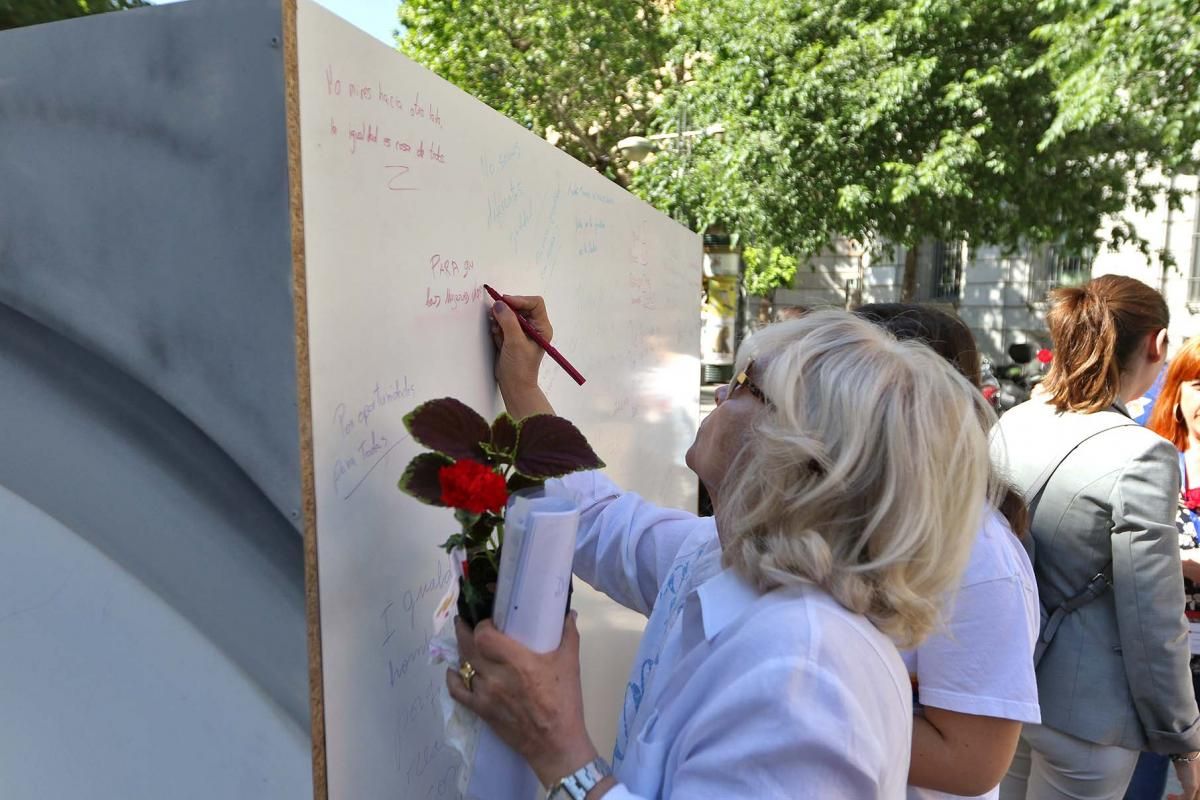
xmin=490 ymin=413 xmax=519 ymax=458
xmin=397 ymin=451 xmax=453 ymax=505
xmin=513 ymin=414 xmax=605 ymax=479
xmin=404 ymin=398 xmax=490 ymax=461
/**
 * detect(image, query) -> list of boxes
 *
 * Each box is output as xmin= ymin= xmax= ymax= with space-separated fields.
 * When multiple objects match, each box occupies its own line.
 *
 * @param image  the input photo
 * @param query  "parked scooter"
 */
xmin=993 ymin=343 xmax=1051 ymax=414
xmin=980 ymin=358 xmax=1002 ymax=412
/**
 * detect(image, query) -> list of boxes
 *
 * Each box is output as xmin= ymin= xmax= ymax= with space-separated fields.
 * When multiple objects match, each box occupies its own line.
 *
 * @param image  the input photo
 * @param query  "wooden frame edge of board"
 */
xmin=281 ymin=0 xmax=328 ymax=798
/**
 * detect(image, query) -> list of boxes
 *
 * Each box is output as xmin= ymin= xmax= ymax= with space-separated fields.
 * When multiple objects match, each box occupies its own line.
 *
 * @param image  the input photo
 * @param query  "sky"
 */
xmin=149 ymin=0 xmax=400 ymax=46
xmin=311 ymin=0 xmax=400 ymax=46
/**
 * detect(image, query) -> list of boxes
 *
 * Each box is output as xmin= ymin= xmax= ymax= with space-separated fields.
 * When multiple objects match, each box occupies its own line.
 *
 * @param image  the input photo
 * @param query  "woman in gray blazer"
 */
xmin=995 ymin=275 xmax=1200 ymax=800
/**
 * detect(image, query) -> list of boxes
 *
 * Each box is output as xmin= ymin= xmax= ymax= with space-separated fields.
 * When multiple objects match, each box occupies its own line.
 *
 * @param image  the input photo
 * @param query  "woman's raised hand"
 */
xmin=489 ymin=293 xmax=556 ymax=419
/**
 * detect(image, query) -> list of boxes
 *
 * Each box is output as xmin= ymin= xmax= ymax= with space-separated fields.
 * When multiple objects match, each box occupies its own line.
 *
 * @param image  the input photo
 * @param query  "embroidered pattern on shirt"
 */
xmin=613 ymin=542 xmax=709 ymax=765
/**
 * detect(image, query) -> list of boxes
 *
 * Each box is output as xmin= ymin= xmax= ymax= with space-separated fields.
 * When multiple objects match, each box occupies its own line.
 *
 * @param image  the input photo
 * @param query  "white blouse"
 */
xmin=549 ymin=472 xmax=913 ymax=799
xmin=902 ymin=508 xmax=1041 ymax=800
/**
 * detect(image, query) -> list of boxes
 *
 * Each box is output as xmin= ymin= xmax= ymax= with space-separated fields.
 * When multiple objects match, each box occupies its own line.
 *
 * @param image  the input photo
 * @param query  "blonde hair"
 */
xmin=1041 ymin=275 xmax=1168 ymax=413
xmin=717 ymin=310 xmax=993 ymax=649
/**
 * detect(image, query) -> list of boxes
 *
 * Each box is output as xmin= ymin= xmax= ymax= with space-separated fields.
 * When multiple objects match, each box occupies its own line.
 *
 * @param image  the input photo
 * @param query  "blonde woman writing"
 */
xmin=445 ymin=299 xmax=992 ymax=799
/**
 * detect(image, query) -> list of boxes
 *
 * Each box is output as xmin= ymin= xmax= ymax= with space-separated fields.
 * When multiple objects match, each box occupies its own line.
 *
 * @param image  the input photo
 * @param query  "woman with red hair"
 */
xmin=1147 ymin=336 xmax=1200 ymax=581
xmin=1126 ymin=337 xmax=1200 ymax=798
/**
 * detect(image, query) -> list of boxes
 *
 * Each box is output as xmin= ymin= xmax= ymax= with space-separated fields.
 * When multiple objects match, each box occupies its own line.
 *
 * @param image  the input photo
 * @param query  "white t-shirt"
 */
xmin=901 ymin=508 xmax=1042 ymax=800
xmin=551 ymin=471 xmax=914 ymax=799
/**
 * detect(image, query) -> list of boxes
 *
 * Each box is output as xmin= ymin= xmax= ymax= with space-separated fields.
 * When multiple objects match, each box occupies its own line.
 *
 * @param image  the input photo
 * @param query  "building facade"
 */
xmin=768 ymin=174 xmax=1200 ymax=362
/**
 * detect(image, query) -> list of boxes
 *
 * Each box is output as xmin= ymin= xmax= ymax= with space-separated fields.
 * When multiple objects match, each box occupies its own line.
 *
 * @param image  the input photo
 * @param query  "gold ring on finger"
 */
xmin=458 ymin=660 xmax=477 ymax=692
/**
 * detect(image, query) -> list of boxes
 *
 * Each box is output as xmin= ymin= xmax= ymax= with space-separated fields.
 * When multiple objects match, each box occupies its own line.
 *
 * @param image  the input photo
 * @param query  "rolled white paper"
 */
xmin=465 ymin=488 xmax=581 ymax=800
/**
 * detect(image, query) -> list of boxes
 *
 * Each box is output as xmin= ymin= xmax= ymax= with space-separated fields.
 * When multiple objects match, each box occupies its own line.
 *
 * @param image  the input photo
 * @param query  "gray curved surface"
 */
xmin=0 ymin=2 xmax=314 ymax=794
xmin=0 ymin=0 xmax=303 ymax=525
xmin=0 ymin=481 xmax=311 ymax=799
xmin=0 ymin=302 xmax=310 ymax=729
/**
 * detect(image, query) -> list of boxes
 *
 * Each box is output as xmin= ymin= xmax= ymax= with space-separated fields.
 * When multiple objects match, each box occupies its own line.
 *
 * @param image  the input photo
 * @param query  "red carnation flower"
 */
xmin=438 ymin=460 xmax=508 ymax=515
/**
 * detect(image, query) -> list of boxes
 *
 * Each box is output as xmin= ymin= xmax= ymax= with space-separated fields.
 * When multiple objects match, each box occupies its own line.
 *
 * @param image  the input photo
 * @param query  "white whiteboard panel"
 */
xmin=294 ymin=2 xmax=701 ymax=798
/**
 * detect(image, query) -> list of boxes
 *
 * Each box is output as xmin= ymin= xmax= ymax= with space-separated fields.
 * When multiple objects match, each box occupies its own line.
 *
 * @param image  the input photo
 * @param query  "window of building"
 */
xmin=1031 ymin=244 xmax=1091 ymax=301
xmin=930 ymin=240 xmax=963 ymax=301
xmin=1189 ymin=192 xmax=1200 ymax=303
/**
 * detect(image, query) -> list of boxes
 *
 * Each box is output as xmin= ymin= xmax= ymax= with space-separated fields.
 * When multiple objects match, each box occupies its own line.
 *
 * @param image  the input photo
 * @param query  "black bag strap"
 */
xmin=1035 ymin=566 xmax=1114 ymax=664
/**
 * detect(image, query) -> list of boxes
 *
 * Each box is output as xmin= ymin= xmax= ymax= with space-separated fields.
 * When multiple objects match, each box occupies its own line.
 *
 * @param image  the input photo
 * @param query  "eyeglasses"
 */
xmin=717 ymin=360 xmax=771 ymax=406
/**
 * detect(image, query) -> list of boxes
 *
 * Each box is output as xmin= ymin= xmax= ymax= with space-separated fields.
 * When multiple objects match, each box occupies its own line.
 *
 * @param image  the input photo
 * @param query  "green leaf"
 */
xmin=466 ymin=514 xmax=498 ymax=546
xmin=397 ymin=0 xmax=1197 ymax=281
xmin=398 ymin=451 xmax=454 ymax=505
xmin=454 ymin=508 xmax=482 ymax=528
xmin=2 ymin=0 xmax=147 ymax=30
xmin=513 ymin=414 xmax=605 ymax=479
xmin=458 ymin=578 xmax=491 ymax=627
xmin=742 ymin=245 xmax=798 ymax=297
xmin=467 ymin=551 xmax=498 ymax=581
xmin=397 ymin=0 xmax=671 ymax=186
xmin=403 ymin=398 xmax=491 ymax=461
xmin=438 ymin=532 xmax=467 ymax=552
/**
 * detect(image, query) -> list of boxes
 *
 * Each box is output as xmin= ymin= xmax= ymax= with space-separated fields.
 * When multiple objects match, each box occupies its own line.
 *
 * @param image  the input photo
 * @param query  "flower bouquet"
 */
xmin=397 ymin=397 xmax=604 ymax=626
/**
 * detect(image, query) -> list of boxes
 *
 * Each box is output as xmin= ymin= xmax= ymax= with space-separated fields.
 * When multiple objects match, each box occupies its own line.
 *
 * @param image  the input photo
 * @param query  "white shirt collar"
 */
xmin=695 ymin=568 xmax=762 ymax=642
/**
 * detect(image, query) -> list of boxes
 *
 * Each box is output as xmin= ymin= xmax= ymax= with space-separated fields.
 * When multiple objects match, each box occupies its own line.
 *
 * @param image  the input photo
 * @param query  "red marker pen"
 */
xmin=483 ymin=284 xmax=586 ymax=386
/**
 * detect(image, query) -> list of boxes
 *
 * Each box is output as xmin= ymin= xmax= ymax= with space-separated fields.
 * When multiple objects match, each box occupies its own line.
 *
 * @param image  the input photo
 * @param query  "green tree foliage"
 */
xmin=1033 ymin=0 xmax=1200 ymax=171
xmin=395 ymin=0 xmax=1194 ymax=295
xmin=397 ymin=0 xmax=671 ymax=184
xmin=741 ymin=245 xmax=798 ymax=297
xmin=1 ymin=0 xmax=146 ymax=31
xmin=632 ymin=0 xmax=1180 ymax=295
